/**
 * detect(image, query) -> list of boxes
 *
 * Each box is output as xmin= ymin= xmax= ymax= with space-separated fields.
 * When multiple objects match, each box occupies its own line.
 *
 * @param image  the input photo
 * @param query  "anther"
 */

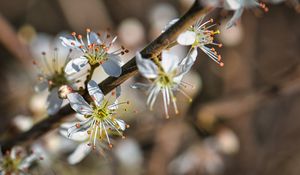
xmin=77 ymin=34 xmax=82 ymax=39
xmin=218 ymin=55 xmax=222 ymax=61
xmin=109 ymin=144 xmax=113 ymax=149
xmin=71 ymin=32 xmax=76 ymax=36
xmin=220 ymin=62 xmax=224 ymax=67
xmin=75 ymin=123 xmax=81 ymax=128
xmin=86 ymin=28 xmax=91 ymax=33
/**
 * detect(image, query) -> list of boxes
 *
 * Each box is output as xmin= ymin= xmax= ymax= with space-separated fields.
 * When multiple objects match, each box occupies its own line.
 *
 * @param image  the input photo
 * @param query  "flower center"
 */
xmin=85 ymin=46 xmax=108 ymax=65
xmin=48 ymin=70 xmax=69 ymax=91
xmin=157 ymin=72 xmax=173 ymax=87
xmin=2 ymin=156 xmax=21 ymax=173
xmin=91 ymin=101 xmax=110 ymax=121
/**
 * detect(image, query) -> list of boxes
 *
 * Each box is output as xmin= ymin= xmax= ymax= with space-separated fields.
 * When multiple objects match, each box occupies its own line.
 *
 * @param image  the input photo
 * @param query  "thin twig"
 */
xmin=0 ymin=0 xmax=208 ymax=151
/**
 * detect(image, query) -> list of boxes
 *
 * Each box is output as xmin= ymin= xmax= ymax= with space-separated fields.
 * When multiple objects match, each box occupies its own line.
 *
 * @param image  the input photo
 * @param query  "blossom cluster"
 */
xmin=32 ymin=29 xmax=130 ymax=164
xmin=20 ymin=0 xmax=294 ymax=171
xmin=0 ymin=147 xmax=40 ymax=175
xmin=31 ymin=16 xmax=223 ymax=165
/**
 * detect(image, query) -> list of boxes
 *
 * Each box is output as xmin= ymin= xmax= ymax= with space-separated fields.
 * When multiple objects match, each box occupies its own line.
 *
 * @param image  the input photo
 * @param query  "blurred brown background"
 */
xmin=0 ymin=0 xmax=299 ymax=175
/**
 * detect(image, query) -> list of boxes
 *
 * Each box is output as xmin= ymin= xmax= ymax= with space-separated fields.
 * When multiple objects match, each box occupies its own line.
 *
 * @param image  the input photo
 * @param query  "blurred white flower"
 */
xmin=0 ymin=146 xmax=40 ymax=175
xmin=60 ymin=29 xmax=128 ymax=77
xmin=176 ymin=17 xmax=224 ymax=67
xmin=118 ymin=18 xmax=145 ymax=48
xmin=169 ymin=144 xmax=224 ymax=175
xmin=61 ymin=80 xmax=128 ymax=151
xmin=114 ymin=139 xmax=143 ymax=171
xmin=219 ymin=19 xmax=244 ymax=46
xmin=132 ymin=50 xmax=197 ymax=118
xmin=224 ymin=0 xmax=268 ymax=28
xmin=13 ymin=115 xmax=33 ymax=132
xmin=33 ymin=49 xmax=82 ymax=115
xmin=149 ymin=3 xmax=178 ymax=38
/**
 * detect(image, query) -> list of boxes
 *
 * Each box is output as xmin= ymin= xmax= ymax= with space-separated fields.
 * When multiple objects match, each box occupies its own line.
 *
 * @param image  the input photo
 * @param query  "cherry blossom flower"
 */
xmin=176 ymin=17 xmax=224 ymax=67
xmin=60 ymin=120 xmax=109 ymax=164
xmin=34 ymin=49 xmax=84 ymax=115
xmin=224 ymin=0 xmax=268 ymax=28
xmin=60 ymin=80 xmax=128 ymax=163
xmin=132 ymin=49 xmax=197 ymax=118
xmin=60 ymin=29 xmax=129 ymax=77
xmin=0 ymin=146 xmax=40 ymax=175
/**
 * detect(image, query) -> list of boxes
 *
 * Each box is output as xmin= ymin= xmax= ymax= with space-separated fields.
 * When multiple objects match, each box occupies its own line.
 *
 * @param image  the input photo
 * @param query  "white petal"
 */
xmin=47 ymin=88 xmax=63 ymax=115
xmin=75 ymin=114 xmax=87 ymax=121
xmin=162 ymin=18 xmax=179 ymax=33
xmin=60 ymin=129 xmax=89 ymax=142
xmin=65 ymin=57 xmax=89 ymax=75
xmin=224 ymin=0 xmax=242 ymax=10
xmin=87 ymin=80 xmax=104 ymax=106
xmin=226 ymin=8 xmax=244 ymax=29
xmin=136 ymin=52 xmax=158 ymax=79
xmin=67 ymin=142 xmax=91 ymax=165
xmin=178 ymin=49 xmax=198 ymax=75
xmin=115 ymin=119 xmax=126 ymax=131
xmin=88 ymin=32 xmax=101 ymax=44
xmin=67 ymin=93 xmax=93 ymax=115
xmin=102 ymin=54 xmax=122 ymax=77
xmin=161 ymin=50 xmax=179 ymax=73
xmin=131 ymin=82 xmax=150 ymax=90
xmin=177 ymin=31 xmax=196 ymax=46
xmin=34 ymin=80 xmax=48 ymax=92
xmin=115 ymin=86 xmax=121 ymax=99
xmin=19 ymin=154 xmax=38 ymax=169
xmin=59 ymin=36 xmax=81 ymax=49
xmin=60 ymin=122 xmax=77 ymax=129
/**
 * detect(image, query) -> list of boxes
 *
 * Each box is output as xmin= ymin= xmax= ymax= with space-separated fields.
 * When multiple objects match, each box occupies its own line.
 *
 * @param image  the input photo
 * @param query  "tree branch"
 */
xmin=0 ymin=0 xmax=208 ymax=151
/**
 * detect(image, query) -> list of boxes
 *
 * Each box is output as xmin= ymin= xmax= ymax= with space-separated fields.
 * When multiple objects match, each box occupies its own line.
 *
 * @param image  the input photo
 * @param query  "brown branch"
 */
xmin=0 ymin=0 xmax=208 ymax=151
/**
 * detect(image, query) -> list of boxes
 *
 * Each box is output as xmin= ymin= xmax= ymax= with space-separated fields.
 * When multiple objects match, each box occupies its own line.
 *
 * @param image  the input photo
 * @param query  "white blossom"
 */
xmin=224 ymin=0 xmax=268 ymax=28
xmin=60 ymin=80 xmax=128 ymax=164
xmin=34 ymin=49 xmax=83 ymax=115
xmin=0 ymin=146 xmax=40 ymax=175
xmin=60 ymin=29 xmax=128 ymax=77
xmin=132 ymin=50 xmax=197 ymax=118
xmin=176 ymin=17 xmax=224 ymax=67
